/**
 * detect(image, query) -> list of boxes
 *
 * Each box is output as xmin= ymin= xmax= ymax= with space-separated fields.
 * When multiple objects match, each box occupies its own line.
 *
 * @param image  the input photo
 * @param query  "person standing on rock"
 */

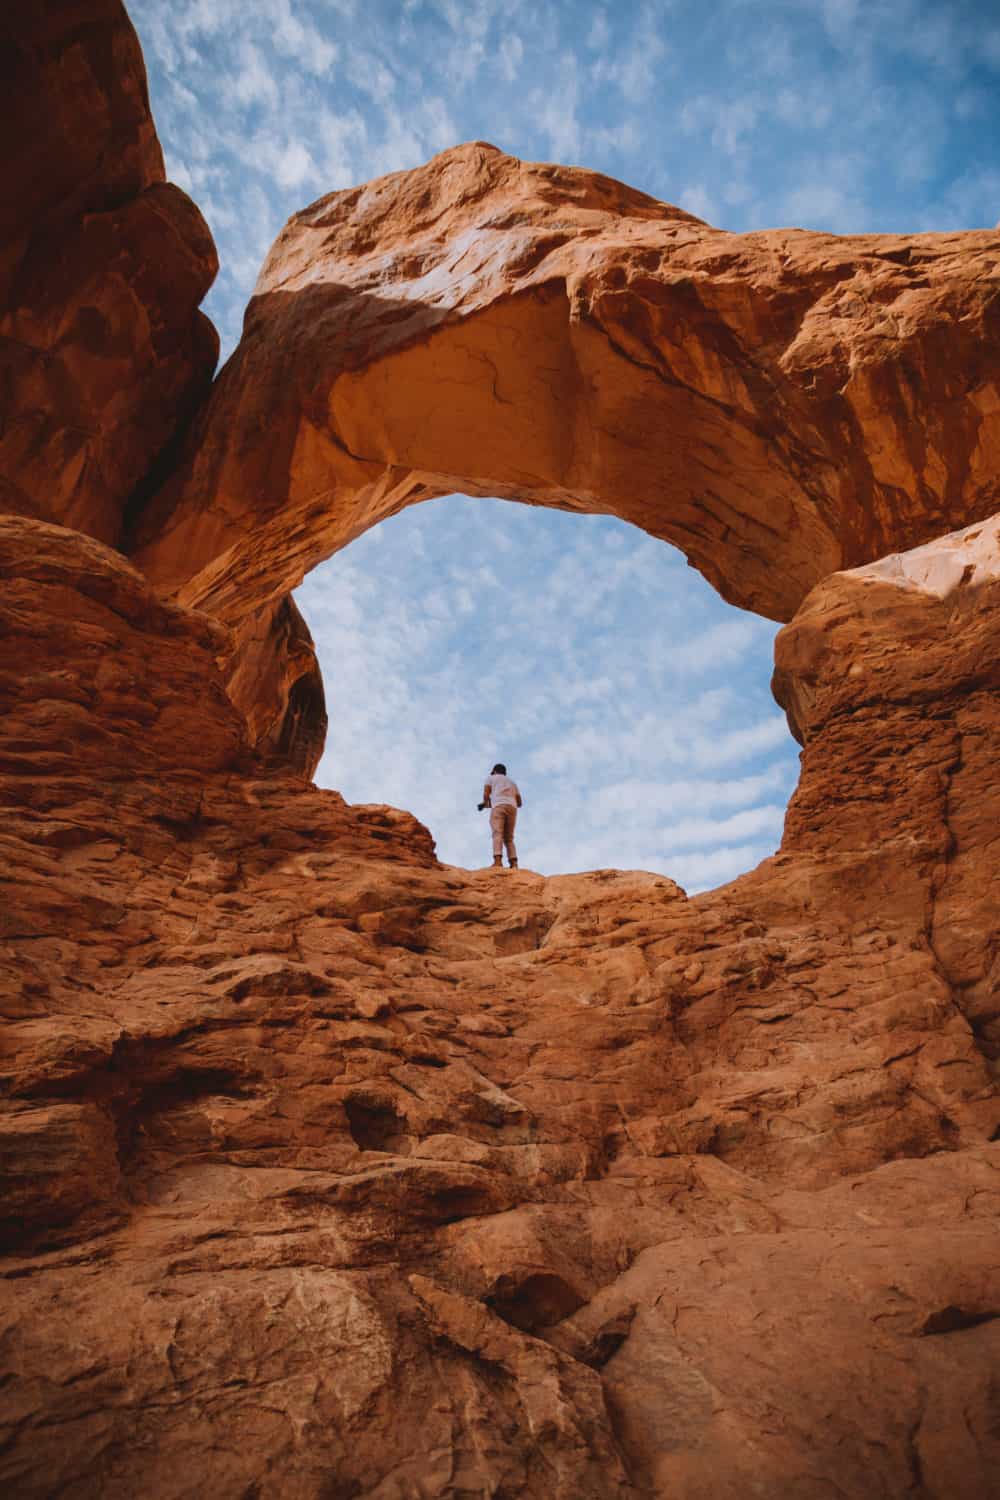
xmin=478 ymin=763 xmax=522 ymax=869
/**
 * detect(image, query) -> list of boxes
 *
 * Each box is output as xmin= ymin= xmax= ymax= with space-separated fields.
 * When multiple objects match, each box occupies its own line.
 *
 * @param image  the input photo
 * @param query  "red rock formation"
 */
xmin=0 ymin=1 xmax=219 ymax=547
xmin=226 ymin=594 xmax=329 ymax=778
xmin=0 ymin=1 xmax=327 ymax=772
xmin=2 ymin=13 xmax=999 ymax=1494
xmin=2 ymin=513 xmax=997 ymax=1496
xmin=774 ymin=516 xmax=1000 ymax=1065
xmin=132 ymin=142 xmax=1000 ymax=630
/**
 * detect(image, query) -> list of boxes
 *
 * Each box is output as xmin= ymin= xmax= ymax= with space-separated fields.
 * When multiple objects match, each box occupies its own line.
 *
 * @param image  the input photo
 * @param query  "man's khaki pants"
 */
xmin=490 ymin=804 xmax=517 ymax=863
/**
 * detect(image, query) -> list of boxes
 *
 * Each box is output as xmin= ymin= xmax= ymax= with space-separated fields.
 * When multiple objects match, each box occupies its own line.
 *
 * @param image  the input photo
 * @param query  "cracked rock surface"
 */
xmin=2 ymin=515 xmax=998 ymax=1497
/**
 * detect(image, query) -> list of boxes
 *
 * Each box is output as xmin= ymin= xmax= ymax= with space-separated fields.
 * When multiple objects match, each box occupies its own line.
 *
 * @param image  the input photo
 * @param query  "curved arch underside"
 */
xmin=131 ymin=143 xmax=1000 ymax=627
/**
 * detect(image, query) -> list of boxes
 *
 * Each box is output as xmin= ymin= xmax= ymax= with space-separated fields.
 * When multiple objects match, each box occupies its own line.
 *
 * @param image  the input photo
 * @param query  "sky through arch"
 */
xmin=296 ymin=498 xmax=798 ymax=888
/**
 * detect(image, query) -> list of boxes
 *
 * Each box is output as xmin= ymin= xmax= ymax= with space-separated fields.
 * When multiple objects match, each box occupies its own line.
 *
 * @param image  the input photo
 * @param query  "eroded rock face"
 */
xmin=226 ymin=593 xmax=329 ymax=778
xmin=774 ymin=514 xmax=1000 ymax=1064
xmin=131 ymin=142 xmax=1000 ymax=628
xmin=2 ymin=516 xmax=997 ymax=1496
xmin=0 ymin=2 xmax=320 ymax=766
xmin=0 ymin=1 xmax=219 ymax=547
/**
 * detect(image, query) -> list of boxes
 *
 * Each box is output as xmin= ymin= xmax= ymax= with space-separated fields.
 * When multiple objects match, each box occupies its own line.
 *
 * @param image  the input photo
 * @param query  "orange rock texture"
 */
xmin=132 ymin=142 xmax=999 ymax=628
xmin=225 ymin=593 xmax=329 ymax=778
xmin=2 ymin=513 xmax=999 ymax=1497
xmin=0 ymin=1 xmax=219 ymax=548
xmin=2 ymin=6 xmax=1000 ymax=1496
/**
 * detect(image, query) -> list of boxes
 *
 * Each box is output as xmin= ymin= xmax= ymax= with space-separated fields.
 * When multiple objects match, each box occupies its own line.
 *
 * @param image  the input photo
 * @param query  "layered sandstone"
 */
xmin=132 ymin=142 xmax=1000 ymax=631
xmin=0 ymin=1 xmax=219 ymax=547
xmin=2 ymin=514 xmax=998 ymax=1497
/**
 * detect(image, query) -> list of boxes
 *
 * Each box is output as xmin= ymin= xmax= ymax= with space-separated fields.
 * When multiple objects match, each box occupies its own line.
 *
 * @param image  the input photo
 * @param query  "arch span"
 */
xmin=130 ymin=142 xmax=1000 ymax=633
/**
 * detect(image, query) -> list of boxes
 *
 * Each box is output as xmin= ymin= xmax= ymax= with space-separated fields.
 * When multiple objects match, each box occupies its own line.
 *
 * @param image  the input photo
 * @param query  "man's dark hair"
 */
xmin=491 ymin=763 xmax=507 ymax=775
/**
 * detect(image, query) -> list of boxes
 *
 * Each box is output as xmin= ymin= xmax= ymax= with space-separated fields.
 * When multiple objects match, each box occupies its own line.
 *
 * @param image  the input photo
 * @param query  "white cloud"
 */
xmin=772 ymin=87 xmax=832 ymax=131
xmin=592 ymin=766 xmax=793 ymax=822
xmin=712 ymin=98 xmax=760 ymax=156
xmin=346 ymin=47 xmax=397 ymax=100
xmin=665 ymin=843 xmax=773 ymax=892
xmin=591 ymin=119 xmax=640 ymax=154
xmin=273 ymin=0 xmax=338 ymax=73
xmin=934 ymin=166 xmax=1000 ymax=231
xmin=663 ymin=804 xmax=787 ymax=849
xmin=821 ymin=0 xmax=862 ymax=47
xmin=526 ymin=54 xmax=582 ymax=160
xmin=781 ymin=180 xmax=869 ymax=232
xmin=229 ymin=38 xmax=281 ymax=109
xmin=692 ymin=717 xmax=791 ymax=768
xmin=588 ymin=11 xmax=610 ymax=52
xmin=269 ymin=139 xmax=318 ymax=189
xmin=591 ymin=4 xmax=667 ymax=98
xmin=167 ymin=155 xmax=194 ymax=194
xmin=678 ymin=182 xmax=715 ymax=221
xmin=317 ymin=106 xmax=368 ymax=186
xmin=432 ymin=0 xmax=507 ymax=87
xmin=497 ymin=33 xmax=524 ymax=84
xmin=953 ymin=87 xmax=990 ymax=122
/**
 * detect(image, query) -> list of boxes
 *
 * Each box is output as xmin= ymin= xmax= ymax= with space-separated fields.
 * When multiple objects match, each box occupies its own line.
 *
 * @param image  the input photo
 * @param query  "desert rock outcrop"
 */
xmin=2 ymin=512 xmax=999 ymax=1496
xmin=0 ymin=1 xmax=219 ymax=548
xmin=132 ymin=142 xmax=1000 ymax=630
xmin=225 ymin=593 xmax=329 ymax=778
xmin=0 ymin=3 xmax=320 ymax=769
xmin=2 ymin=5 xmax=1000 ymax=1496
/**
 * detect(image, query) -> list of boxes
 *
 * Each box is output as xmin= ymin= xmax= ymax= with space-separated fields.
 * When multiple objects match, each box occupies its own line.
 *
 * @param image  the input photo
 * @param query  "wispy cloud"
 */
xmin=591 ymin=4 xmax=668 ymax=98
xmin=132 ymin=0 xmax=1000 ymax=353
xmin=296 ymin=498 xmax=796 ymax=891
xmin=527 ymin=53 xmax=583 ymax=160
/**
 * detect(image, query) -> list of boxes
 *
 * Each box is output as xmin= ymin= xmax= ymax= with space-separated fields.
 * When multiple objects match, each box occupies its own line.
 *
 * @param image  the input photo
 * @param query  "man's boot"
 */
xmin=492 ymin=856 xmax=503 ymax=869
xmin=509 ymin=859 xmax=518 ymax=869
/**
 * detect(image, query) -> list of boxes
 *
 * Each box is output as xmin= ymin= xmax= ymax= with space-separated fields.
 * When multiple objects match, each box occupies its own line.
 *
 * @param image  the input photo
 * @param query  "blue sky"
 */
xmin=130 ymin=0 xmax=999 ymax=887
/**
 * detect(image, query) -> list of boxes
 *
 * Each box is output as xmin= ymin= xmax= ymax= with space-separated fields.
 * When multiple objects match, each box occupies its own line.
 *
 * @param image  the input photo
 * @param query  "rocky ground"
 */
xmin=2 ymin=512 xmax=998 ymax=1497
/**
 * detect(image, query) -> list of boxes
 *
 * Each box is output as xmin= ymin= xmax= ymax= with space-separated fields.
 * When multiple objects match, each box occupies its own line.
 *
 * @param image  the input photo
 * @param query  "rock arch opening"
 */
xmin=123 ymin=146 xmax=999 ymax=829
xmin=296 ymin=494 xmax=798 ymax=889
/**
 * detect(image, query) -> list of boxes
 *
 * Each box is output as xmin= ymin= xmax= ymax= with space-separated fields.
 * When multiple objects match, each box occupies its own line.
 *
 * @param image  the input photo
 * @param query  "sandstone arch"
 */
xmin=131 ymin=142 xmax=1000 ymax=640
xmin=4 ymin=8 xmax=1000 ymax=1494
